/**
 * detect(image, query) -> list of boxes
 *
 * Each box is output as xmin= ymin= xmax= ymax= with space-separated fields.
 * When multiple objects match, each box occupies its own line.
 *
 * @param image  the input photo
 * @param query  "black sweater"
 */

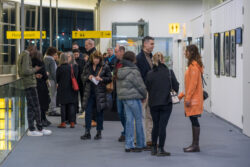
xmin=145 ymin=63 xmax=179 ymax=108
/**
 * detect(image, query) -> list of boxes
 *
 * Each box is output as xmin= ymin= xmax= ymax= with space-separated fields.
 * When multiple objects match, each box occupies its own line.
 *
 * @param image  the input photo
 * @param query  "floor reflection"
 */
xmin=0 ymin=97 xmax=27 ymax=163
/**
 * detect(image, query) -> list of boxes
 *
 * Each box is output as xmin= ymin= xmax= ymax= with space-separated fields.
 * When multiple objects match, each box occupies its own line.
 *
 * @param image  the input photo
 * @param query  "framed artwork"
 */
xmin=220 ymin=32 xmax=225 ymax=75
xmin=200 ymin=36 xmax=204 ymax=49
xmin=230 ymin=29 xmax=236 ymax=77
xmin=214 ymin=33 xmax=220 ymax=76
xmin=236 ymin=27 xmax=242 ymax=44
xmin=224 ymin=31 xmax=230 ymax=76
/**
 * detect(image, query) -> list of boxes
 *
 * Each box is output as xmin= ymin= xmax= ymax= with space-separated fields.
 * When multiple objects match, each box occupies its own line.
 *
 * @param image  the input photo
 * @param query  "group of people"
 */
xmin=17 ymin=36 xmax=204 ymax=156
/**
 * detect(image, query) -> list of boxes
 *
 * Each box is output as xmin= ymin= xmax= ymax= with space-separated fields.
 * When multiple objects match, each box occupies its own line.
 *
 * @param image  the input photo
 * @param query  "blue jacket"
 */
xmin=136 ymin=50 xmax=153 ymax=83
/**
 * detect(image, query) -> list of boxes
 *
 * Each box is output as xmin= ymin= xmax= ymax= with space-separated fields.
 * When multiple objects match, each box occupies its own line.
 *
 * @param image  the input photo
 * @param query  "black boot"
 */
xmin=80 ymin=130 xmax=91 ymax=140
xmin=94 ymin=130 xmax=102 ymax=140
xmin=157 ymin=147 xmax=171 ymax=156
xmin=151 ymin=143 xmax=157 ymax=156
xmin=184 ymin=126 xmax=200 ymax=152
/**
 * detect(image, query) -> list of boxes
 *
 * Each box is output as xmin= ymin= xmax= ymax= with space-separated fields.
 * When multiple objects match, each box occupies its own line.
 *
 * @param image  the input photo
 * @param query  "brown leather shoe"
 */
xmin=147 ymin=141 xmax=153 ymax=147
xmin=91 ymin=120 xmax=97 ymax=127
xmin=70 ymin=122 xmax=75 ymax=128
xmin=57 ymin=122 xmax=66 ymax=128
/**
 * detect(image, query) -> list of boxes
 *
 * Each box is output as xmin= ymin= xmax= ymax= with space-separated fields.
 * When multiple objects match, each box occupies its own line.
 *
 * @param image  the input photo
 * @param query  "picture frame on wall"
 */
xmin=230 ymin=29 xmax=236 ymax=77
xmin=214 ymin=33 xmax=220 ymax=76
xmin=236 ymin=27 xmax=242 ymax=45
xmin=224 ymin=31 xmax=230 ymax=76
xmin=220 ymin=32 xmax=225 ymax=75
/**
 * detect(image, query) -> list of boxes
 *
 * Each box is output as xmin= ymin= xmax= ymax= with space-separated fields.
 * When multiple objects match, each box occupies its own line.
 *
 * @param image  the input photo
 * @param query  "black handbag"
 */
xmin=201 ymin=74 xmax=209 ymax=100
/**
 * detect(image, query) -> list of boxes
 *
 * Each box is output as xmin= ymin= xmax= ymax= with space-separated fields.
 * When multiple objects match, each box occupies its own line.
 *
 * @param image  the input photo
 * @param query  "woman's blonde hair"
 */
xmin=152 ymin=52 xmax=164 ymax=66
xmin=59 ymin=53 xmax=68 ymax=66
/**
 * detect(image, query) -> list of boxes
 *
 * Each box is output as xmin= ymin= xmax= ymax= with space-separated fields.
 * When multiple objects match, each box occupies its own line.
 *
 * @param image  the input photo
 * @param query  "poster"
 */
xmin=214 ymin=33 xmax=220 ymax=76
xmin=224 ymin=31 xmax=230 ymax=76
xmin=220 ymin=33 xmax=225 ymax=75
xmin=230 ymin=30 xmax=236 ymax=77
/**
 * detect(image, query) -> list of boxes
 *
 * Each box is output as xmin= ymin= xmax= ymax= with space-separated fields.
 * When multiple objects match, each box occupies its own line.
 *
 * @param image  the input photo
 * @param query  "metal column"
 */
xmin=56 ymin=0 xmax=58 ymax=49
xmin=49 ymin=0 xmax=52 ymax=46
xmin=20 ymin=0 xmax=25 ymax=52
xmin=34 ymin=6 xmax=38 ymax=46
xmin=39 ymin=0 xmax=42 ymax=52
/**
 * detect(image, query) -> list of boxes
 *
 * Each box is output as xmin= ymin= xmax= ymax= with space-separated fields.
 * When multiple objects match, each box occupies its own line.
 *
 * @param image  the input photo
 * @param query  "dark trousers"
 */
xmin=85 ymin=94 xmax=104 ymax=131
xmin=41 ymin=109 xmax=46 ymax=121
xmin=150 ymin=104 xmax=172 ymax=147
xmin=190 ymin=116 xmax=200 ymax=127
xmin=24 ymin=87 xmax=43 ymax=131
xmin=61 ymin=103 xmax=75 ymax=123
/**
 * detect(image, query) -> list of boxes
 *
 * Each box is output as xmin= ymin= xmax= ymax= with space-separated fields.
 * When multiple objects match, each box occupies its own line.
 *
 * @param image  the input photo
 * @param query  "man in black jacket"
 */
xmin=136 ymin=36 xmax=155 ymax=149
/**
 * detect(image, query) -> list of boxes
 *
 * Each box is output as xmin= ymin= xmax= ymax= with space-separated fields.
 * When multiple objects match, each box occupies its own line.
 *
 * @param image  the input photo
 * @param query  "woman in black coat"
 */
xmin=145 ymin=52 xmax=179 ymax=156
xmin=80 ymin=51 xmax=112 ymax=140
xmin=56 ymin=52 xmax=78 ymax=128
xmin=32 ymin=52 xmax=51 ymax=127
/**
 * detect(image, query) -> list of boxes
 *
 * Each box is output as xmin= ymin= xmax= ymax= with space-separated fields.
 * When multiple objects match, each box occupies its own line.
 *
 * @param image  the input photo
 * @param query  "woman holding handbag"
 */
xmin=178 ymin=44 xmax=204 ymax=153
xmin=56 ymin=53 xmax=79 ymax=128
xmin=145 ymin=52 xmax=179 ymax=156
xmin=80 ymin=51 xmax=112 ymax=140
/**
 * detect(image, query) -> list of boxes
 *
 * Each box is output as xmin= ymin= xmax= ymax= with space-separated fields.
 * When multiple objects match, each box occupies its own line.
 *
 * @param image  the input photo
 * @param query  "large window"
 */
xmin=0 ymin=1 xmax=17 ymax=75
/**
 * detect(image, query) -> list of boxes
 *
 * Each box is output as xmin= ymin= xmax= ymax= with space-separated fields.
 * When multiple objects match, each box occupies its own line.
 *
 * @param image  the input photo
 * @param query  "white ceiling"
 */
xmin=10 ymin=0 xmax=98 ymax=10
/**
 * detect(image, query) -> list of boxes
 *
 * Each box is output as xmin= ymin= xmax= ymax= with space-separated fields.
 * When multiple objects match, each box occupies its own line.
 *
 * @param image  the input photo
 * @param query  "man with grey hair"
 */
xmin=83 ymin=39 xmax=97 ymax=127
xmin=85 ymin=39 xmax=96 ymax=56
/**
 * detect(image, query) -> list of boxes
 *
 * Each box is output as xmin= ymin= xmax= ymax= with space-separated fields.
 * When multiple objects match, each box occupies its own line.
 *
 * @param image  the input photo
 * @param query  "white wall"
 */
xmin=210 ymin=0 xmax=244 ymax=129
xmin=190 ymin=0 xmax=245 ymax=129
xmin=243 ymin=0 xmax=250 ymax=137
xmin=100 ymin=0 xmax=203 ymax=86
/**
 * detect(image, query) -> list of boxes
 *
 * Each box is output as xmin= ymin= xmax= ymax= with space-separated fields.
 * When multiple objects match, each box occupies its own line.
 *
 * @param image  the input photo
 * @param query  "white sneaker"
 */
xmin=27 ymin=130 xmax=43 ymax=137
xmin=40 ymin=129 xmax=52 ymax=136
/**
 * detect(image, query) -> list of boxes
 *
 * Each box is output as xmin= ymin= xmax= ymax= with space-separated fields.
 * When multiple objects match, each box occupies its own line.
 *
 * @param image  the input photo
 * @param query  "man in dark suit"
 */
xmin=136 ymin=36 xmax=155 ymax=150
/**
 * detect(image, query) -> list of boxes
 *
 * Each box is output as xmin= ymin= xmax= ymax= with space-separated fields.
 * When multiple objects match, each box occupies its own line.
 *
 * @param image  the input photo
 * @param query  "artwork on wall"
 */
xmin=230 ymin=29 xmax=236 ymax=77
xmin=220 ymin=32 xmax=225 ymax=75
xmin=224 ymin=31 xmax=230 ymax=76
xmin=214 ymin=33 xmax=220 ymax=76
xmin=236 ymin=27 xmax=242 ymax=45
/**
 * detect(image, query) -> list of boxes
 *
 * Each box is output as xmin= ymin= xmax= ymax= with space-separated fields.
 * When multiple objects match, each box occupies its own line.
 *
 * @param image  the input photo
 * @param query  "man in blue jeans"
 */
xmin=113 ymin=45 xmax=126 ymax=142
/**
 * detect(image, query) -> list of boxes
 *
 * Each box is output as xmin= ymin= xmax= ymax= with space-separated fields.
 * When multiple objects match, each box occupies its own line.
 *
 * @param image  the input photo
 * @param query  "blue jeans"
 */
xmin=117 ymin=97 xmax=126 ymax=136
xmin=85 ymin=94 xmax=104 ymax=131
xmin=123 ymin=99 xmax=145 ymax=149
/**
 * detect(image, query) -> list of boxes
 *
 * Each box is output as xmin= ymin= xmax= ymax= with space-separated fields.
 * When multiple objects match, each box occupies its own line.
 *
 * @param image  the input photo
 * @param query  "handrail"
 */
xmin=0 ymin=78 xmax=21 ymax=87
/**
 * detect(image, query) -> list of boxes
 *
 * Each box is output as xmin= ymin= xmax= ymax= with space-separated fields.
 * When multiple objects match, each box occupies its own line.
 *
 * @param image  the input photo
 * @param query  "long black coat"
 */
xmin=146 ymin=63 xmax=179 ymax=108
xmin=56 ymin=63 xmax=79 ymax=105
xmin=32 ymin=58 xmax=51 ymax=111
xmin=81 ymin=62 xmax=112 ymax=112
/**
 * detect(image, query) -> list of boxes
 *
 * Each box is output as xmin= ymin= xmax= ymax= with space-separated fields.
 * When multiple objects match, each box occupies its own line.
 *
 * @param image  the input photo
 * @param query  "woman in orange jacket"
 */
xmin=179 ymin=44 xmax=204 ymax=152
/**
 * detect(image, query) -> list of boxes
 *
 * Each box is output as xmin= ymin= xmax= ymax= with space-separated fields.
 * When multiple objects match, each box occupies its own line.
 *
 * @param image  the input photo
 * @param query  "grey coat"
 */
xmin=116 ymin=60 xmax=147 ymax=100
xmin=44 ymin=55 xmax=57 ymax=81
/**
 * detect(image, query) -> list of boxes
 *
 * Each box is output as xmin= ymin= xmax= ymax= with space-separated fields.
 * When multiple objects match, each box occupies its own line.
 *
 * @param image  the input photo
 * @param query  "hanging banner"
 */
xmin=72 ymin=31 xmax=112 ymax=39
xmin=6 ymin=31 xmax=46 ymax=39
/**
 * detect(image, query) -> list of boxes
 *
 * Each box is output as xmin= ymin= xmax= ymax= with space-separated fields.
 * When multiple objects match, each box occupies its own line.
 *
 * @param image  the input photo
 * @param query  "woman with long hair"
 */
xmin=179 ymin=44 xmax=204 ymax=152
xmin=145 ymin=52 xmax=179 ymax=156
xmin=56 ymin=53 xmax=78 ymax=128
